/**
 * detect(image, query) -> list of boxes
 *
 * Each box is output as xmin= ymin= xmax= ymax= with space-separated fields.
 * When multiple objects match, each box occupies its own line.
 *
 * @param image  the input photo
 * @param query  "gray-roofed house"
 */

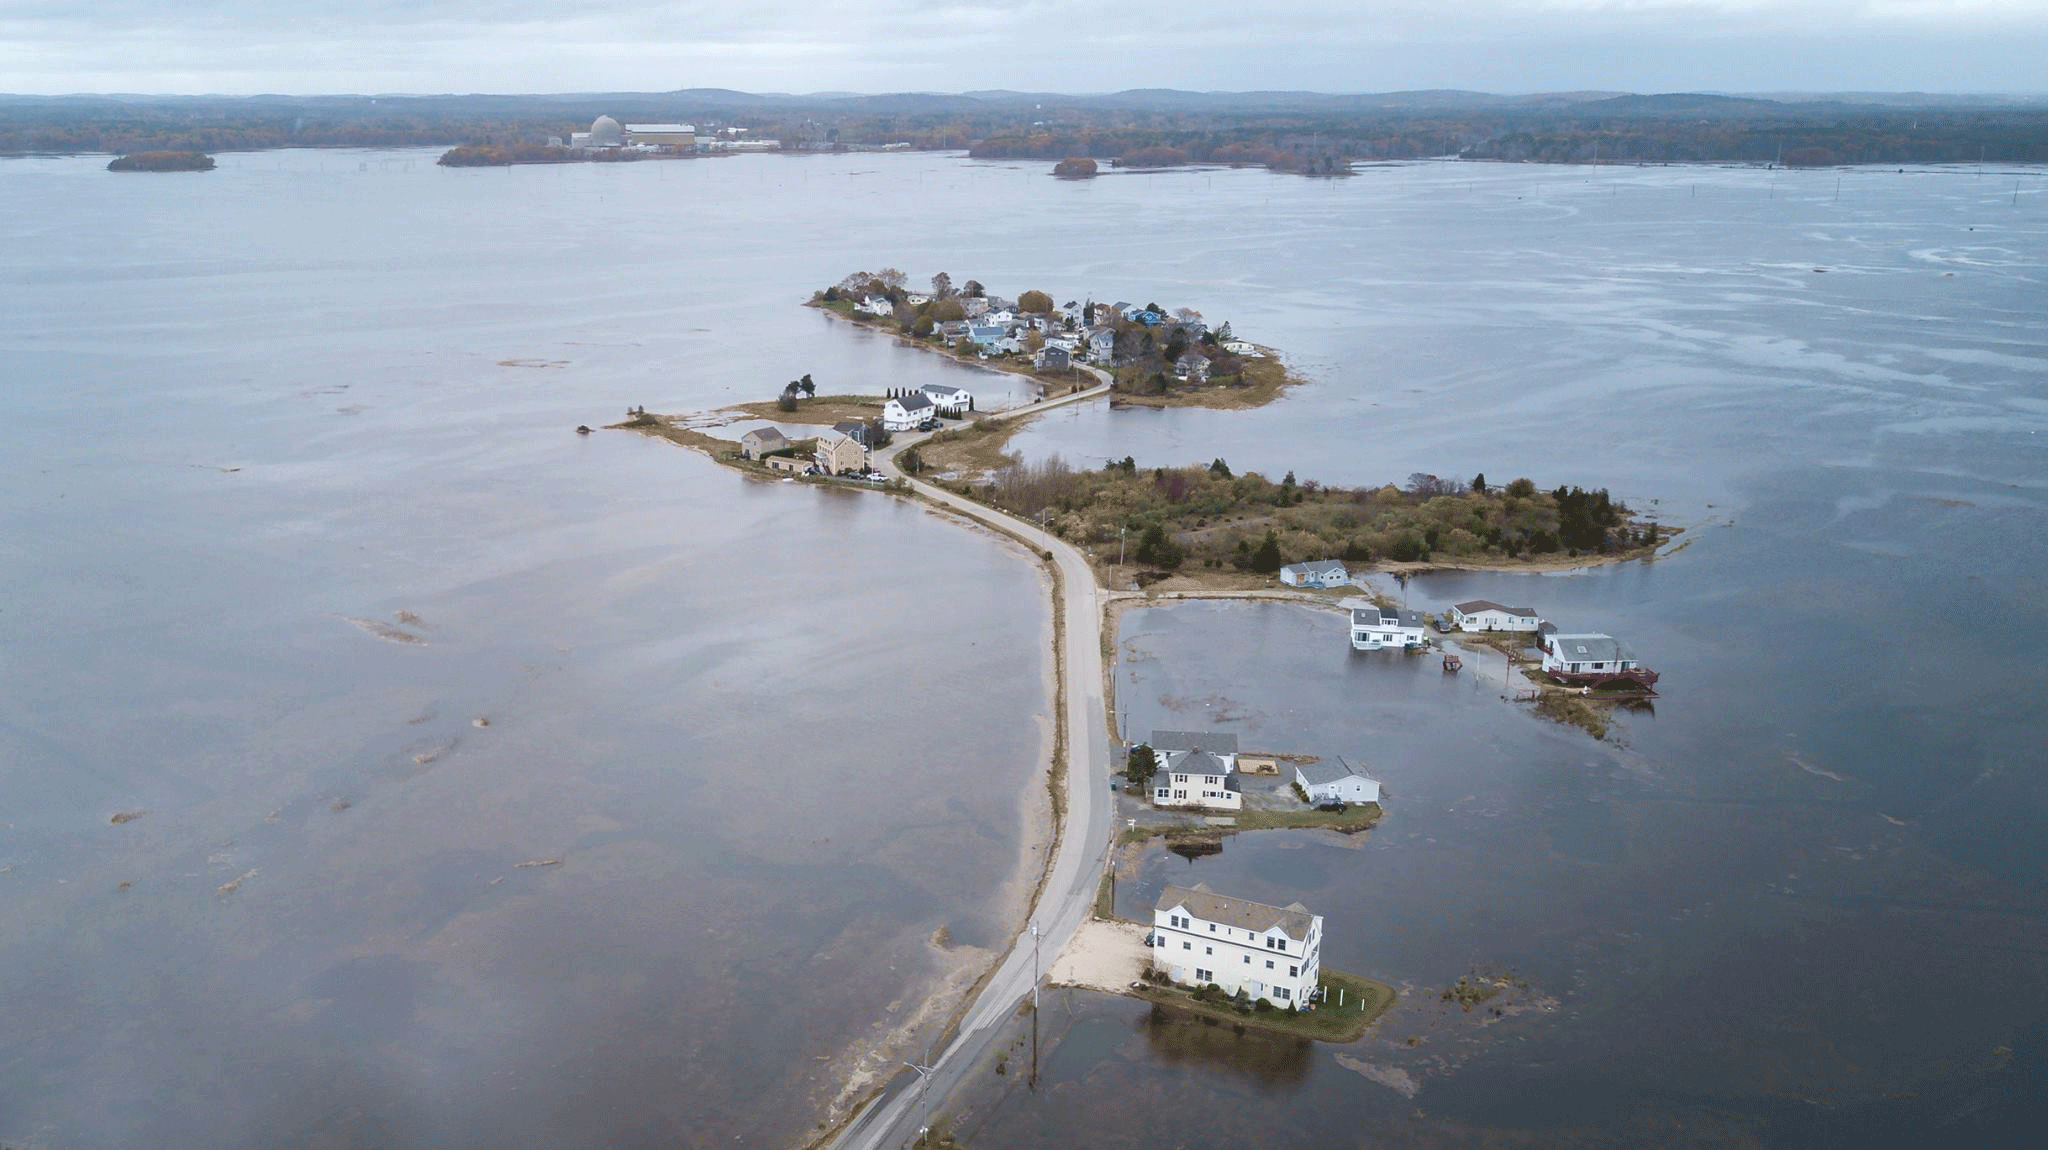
xmin=813 ymin=429 xmax=866 ymax=476
xmin=1279 ymin=559 xmax=1349 ymax=589
xmin=1151 ymin=882 xmax=1322 ymax=1006
xmin=1540 ymin=632 xmax=1660 ymax=688
xmin=1294 ymin=757 xmax=1381 ymax=805
xmin=1034 ymin=345 xmax=1070 ymax=372
xmin=1449 ymin=600 xmax=1540 ymax=632
xmin=882 ymin=391 xmax=934 ymax=431
xmin=1347 ymin=600 xmax=1428 ymax=651
xmin=739 ymin=427 xmax=789 ymax=460
xmin=1149 ymin=730 xmax=1240 ymax=759
xmin=1150 ymin=748 xmax=1241 ymax=810
xmin=831 ymin=420 xmax=872 ymax=448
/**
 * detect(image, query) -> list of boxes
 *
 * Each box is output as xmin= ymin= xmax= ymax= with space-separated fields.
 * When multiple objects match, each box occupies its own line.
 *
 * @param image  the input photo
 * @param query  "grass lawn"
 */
xmin=1119 ymin=803 xmax=1382 ymax=845
xmin=1136 ymin=967 xmax=1396 ymax=1043
xmin=720 ymin=394 xmax=885 ymax=426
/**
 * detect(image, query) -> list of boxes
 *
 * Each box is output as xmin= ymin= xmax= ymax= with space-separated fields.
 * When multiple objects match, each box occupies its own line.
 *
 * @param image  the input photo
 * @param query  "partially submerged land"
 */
xmin=810 ymin=269 xmax=1299 ymax=410
xmin=611 ymin=277 xmax=1674 ymax=1148
xmin=106 ymin=150 xmax=214 ymax=171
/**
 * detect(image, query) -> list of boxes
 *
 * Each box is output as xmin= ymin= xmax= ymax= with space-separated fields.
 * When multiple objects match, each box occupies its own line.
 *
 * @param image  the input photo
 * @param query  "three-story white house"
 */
xmin=1151 ymin=883 xmax=1322 ymax=1007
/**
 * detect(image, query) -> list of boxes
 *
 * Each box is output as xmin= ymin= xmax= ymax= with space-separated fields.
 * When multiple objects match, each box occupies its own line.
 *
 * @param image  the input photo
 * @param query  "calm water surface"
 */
xmin=3 ymin=150 xmax=2045 ymax=1147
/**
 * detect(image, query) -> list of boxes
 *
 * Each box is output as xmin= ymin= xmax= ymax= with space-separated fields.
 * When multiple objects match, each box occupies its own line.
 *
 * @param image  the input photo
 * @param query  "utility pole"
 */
xmin=1029 ymin=922 xmax=1042 ymax=1089
xmin=1118 ymin=525 xmax=1127 ymax=569
xmin=904 ymin=1049 xmax=935 ymax=1144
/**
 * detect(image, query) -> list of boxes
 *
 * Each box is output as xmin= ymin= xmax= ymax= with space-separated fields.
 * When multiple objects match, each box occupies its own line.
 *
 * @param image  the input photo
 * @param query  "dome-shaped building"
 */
xmin=589 ymin=115 xmax=624 ymax=147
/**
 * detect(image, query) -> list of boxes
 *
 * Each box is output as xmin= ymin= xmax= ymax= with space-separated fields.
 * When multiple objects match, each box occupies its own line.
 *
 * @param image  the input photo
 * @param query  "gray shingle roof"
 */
xmin=1163 ymin=748 xmax=1231 ymax=776
xmin=1549 ymin=633 xmax=1633 ymax=663
xmin=1155 ymin=882 xmax=1315 ymax=941
xmin=1296 ymin=757 xmax=1373 ymax=787
xmin=893 ymin=392 xmax=933 ymax=411
xmin=1456 ymin=599 xmax=1535 ymax=616
xmin=1148 ymin=730 xmax=1238 ymax=755
xmin=1284 ymin=559 xmax=1347 ymax=576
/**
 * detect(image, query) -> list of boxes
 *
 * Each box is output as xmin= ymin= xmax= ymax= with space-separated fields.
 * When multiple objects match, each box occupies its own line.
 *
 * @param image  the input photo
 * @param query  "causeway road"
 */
xmin=828 ymin=372 xmax=1117 ymax=1150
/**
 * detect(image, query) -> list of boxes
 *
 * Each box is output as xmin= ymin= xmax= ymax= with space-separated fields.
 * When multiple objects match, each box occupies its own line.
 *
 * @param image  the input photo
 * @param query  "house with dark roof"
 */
xmin=882 ymin=391 xmax=934 ymax=431
xmin=831 ymin=420 xmax=871 ymax=448
xmin=1449 ymin=599 xmax=1540 ymax=632
xmin=1150 ymin=749 xmax=1241 ymax=810
xmin=920 ymin=383 xmax=973 ymax=415
xmin=1294 ymin=757 xmax=1380 ymax=805
xmin=1151 ymin=882 xmax=1322 ymax=1007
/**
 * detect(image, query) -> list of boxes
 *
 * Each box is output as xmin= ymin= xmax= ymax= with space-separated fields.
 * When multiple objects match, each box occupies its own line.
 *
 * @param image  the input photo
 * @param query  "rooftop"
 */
xmin=1549 ymin=633 xmax=1634 ymax=663
xmin=1296 ymin=756 xmax=1374 ymax=787
xmin=1149 ymin=729 xmax=1238 ymax=755
xmin=1156 ymin=882 xmax=1315 ymax=941
xmin=1285 ymin=559 xmax=1347 ymax=575
xmin=1456 ymin=599 xmax=1535 ymax=615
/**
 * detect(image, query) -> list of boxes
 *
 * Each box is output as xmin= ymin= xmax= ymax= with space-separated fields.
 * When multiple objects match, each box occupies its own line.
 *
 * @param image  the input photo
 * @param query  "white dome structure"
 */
xmin=589 ymin=115 xmax=624 ymax=147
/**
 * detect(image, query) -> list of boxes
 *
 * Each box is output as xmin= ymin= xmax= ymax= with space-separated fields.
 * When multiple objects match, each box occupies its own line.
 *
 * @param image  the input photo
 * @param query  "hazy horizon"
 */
xmin=4 ymin=1 xmax=2047 ymax=97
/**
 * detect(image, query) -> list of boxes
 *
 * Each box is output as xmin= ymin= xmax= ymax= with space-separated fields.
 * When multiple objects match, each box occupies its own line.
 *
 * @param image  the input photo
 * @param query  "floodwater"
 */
xmin=4 ymin=149 xmax=2046 ymax=1148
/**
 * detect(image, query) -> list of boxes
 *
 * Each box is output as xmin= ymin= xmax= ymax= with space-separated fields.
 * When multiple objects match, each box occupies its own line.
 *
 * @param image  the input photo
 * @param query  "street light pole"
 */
xmin=1118 ymin=525 xmax=1127 ymax=569
xmin=904 ymin=1049 xmax=935 ymax=1144
xmin=1029 ymin=922 xmax=1041 ymax=1089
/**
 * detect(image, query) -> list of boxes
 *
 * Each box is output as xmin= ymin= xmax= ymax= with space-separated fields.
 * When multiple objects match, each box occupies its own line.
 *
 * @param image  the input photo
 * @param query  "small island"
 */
xmin=811 ymin=269 xmax=1299 ymax=411
xmin=107 ymin=151 xmax=215 ymax=172
xmin=1052 ymin=157 xmax=1098 ymax=179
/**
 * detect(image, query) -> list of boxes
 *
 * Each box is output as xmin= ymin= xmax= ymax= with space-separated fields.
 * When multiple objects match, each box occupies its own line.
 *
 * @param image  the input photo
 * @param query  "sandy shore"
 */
xmin=1048 ymin=918 xmax=1151 ymax=993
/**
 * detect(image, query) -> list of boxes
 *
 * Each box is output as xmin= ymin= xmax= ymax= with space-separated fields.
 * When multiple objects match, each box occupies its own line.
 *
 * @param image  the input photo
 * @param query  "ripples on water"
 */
xmin=2 ymin=150 xmax=2044 ymax=1147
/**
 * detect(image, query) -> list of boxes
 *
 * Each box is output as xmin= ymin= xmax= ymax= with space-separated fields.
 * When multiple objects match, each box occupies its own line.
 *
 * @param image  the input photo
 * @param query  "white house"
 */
xmin=1279 ymin=559 xmax=1349 ymax=589
xmin=1151 ymin=883 xmax=1322 ymax=1007
xmin=920 ymin=383 xmax=973 ymax=415
xmin=1450 ymin=599 xmax=1540 ymax=632
xmin=1086 ymin=327 xmax=1118 ymax=362
xmin=1150 ymin=749 xmax=1241 ymax=810
xmin=859 ymin=295 xmax=894 ymax=318
xmin=1348 ymin=601 xmax=1427 ymax=651
xmin=882 ymin=391 xmax=935 ymax=431
xmin=1222 ymin=340 xmax=1260 ymax=356
xmin=1541 ymin=633 xmax=1641 ymax=678
xmin=1295 ymin=758 xmax=1380 ymax=805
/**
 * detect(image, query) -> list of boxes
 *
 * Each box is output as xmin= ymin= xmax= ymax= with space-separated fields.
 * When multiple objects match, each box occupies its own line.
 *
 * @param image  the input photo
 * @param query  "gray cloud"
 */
xmin=2 ymin=1 xmax=2045 ymax=94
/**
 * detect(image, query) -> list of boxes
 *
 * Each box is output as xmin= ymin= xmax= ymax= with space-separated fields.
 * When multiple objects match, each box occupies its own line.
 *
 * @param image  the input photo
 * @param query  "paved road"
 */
xmin=828 ymin=373 xmax=1118 ymax=1150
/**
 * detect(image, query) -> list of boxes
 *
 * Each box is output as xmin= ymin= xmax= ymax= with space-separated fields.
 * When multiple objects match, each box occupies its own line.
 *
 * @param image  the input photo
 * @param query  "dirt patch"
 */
xmin=110 ymin=810 xmax=147 ymax=825
xmin=216 ymin=869 xmax=257 ymax=897
xmin=1049 ymin=918 xmax=1151 ymax=992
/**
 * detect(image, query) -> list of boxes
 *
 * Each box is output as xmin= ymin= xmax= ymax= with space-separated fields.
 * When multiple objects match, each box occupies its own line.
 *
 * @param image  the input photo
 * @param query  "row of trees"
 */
xmin=953 ymin=451 xmax=1647 ymax=574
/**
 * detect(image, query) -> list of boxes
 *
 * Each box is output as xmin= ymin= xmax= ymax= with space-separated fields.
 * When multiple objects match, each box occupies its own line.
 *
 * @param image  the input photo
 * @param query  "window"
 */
xmin=1275 ymin=987 xmax=1290 ymax=1001
xmin=1208 ymin=924 xmax=1215 ymax=933
xmin=1242 ymin=955 xmax=1250 ymax=964
xmin=1264 ymin=937 xmax=1274 ymax=949
xmin=1182 ymin=942 xmax=1191 ymax=951
xmin=1196 ymin=968 xmax=1213 ymax=982
xmin=1265 ymin=960 xmax=1274 ymax=969
xmin=1204 ymin=946 xmax=1212 ymax=955
xmin=1289 ymin=965 xmax=1298 ymax=977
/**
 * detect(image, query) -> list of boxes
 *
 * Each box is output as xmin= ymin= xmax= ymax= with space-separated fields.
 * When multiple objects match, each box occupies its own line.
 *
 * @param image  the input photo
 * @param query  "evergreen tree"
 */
xmin=1251 ymin=530 xmax=1282 ymax=573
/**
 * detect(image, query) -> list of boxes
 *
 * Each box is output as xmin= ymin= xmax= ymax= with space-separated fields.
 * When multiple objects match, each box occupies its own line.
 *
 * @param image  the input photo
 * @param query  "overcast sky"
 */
xmin=2 ymin=1 xmax=2045 ymax=96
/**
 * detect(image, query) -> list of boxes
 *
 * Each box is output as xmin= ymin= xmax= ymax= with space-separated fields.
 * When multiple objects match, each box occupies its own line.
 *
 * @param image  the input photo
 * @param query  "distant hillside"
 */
xmin=5 ymin=88 xmax=2045 ymax=167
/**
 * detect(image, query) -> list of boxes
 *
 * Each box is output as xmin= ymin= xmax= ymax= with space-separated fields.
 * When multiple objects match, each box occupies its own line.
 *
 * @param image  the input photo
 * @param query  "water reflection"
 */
xmin=1139 ymin=1002 xmax=1314 ymax=1090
